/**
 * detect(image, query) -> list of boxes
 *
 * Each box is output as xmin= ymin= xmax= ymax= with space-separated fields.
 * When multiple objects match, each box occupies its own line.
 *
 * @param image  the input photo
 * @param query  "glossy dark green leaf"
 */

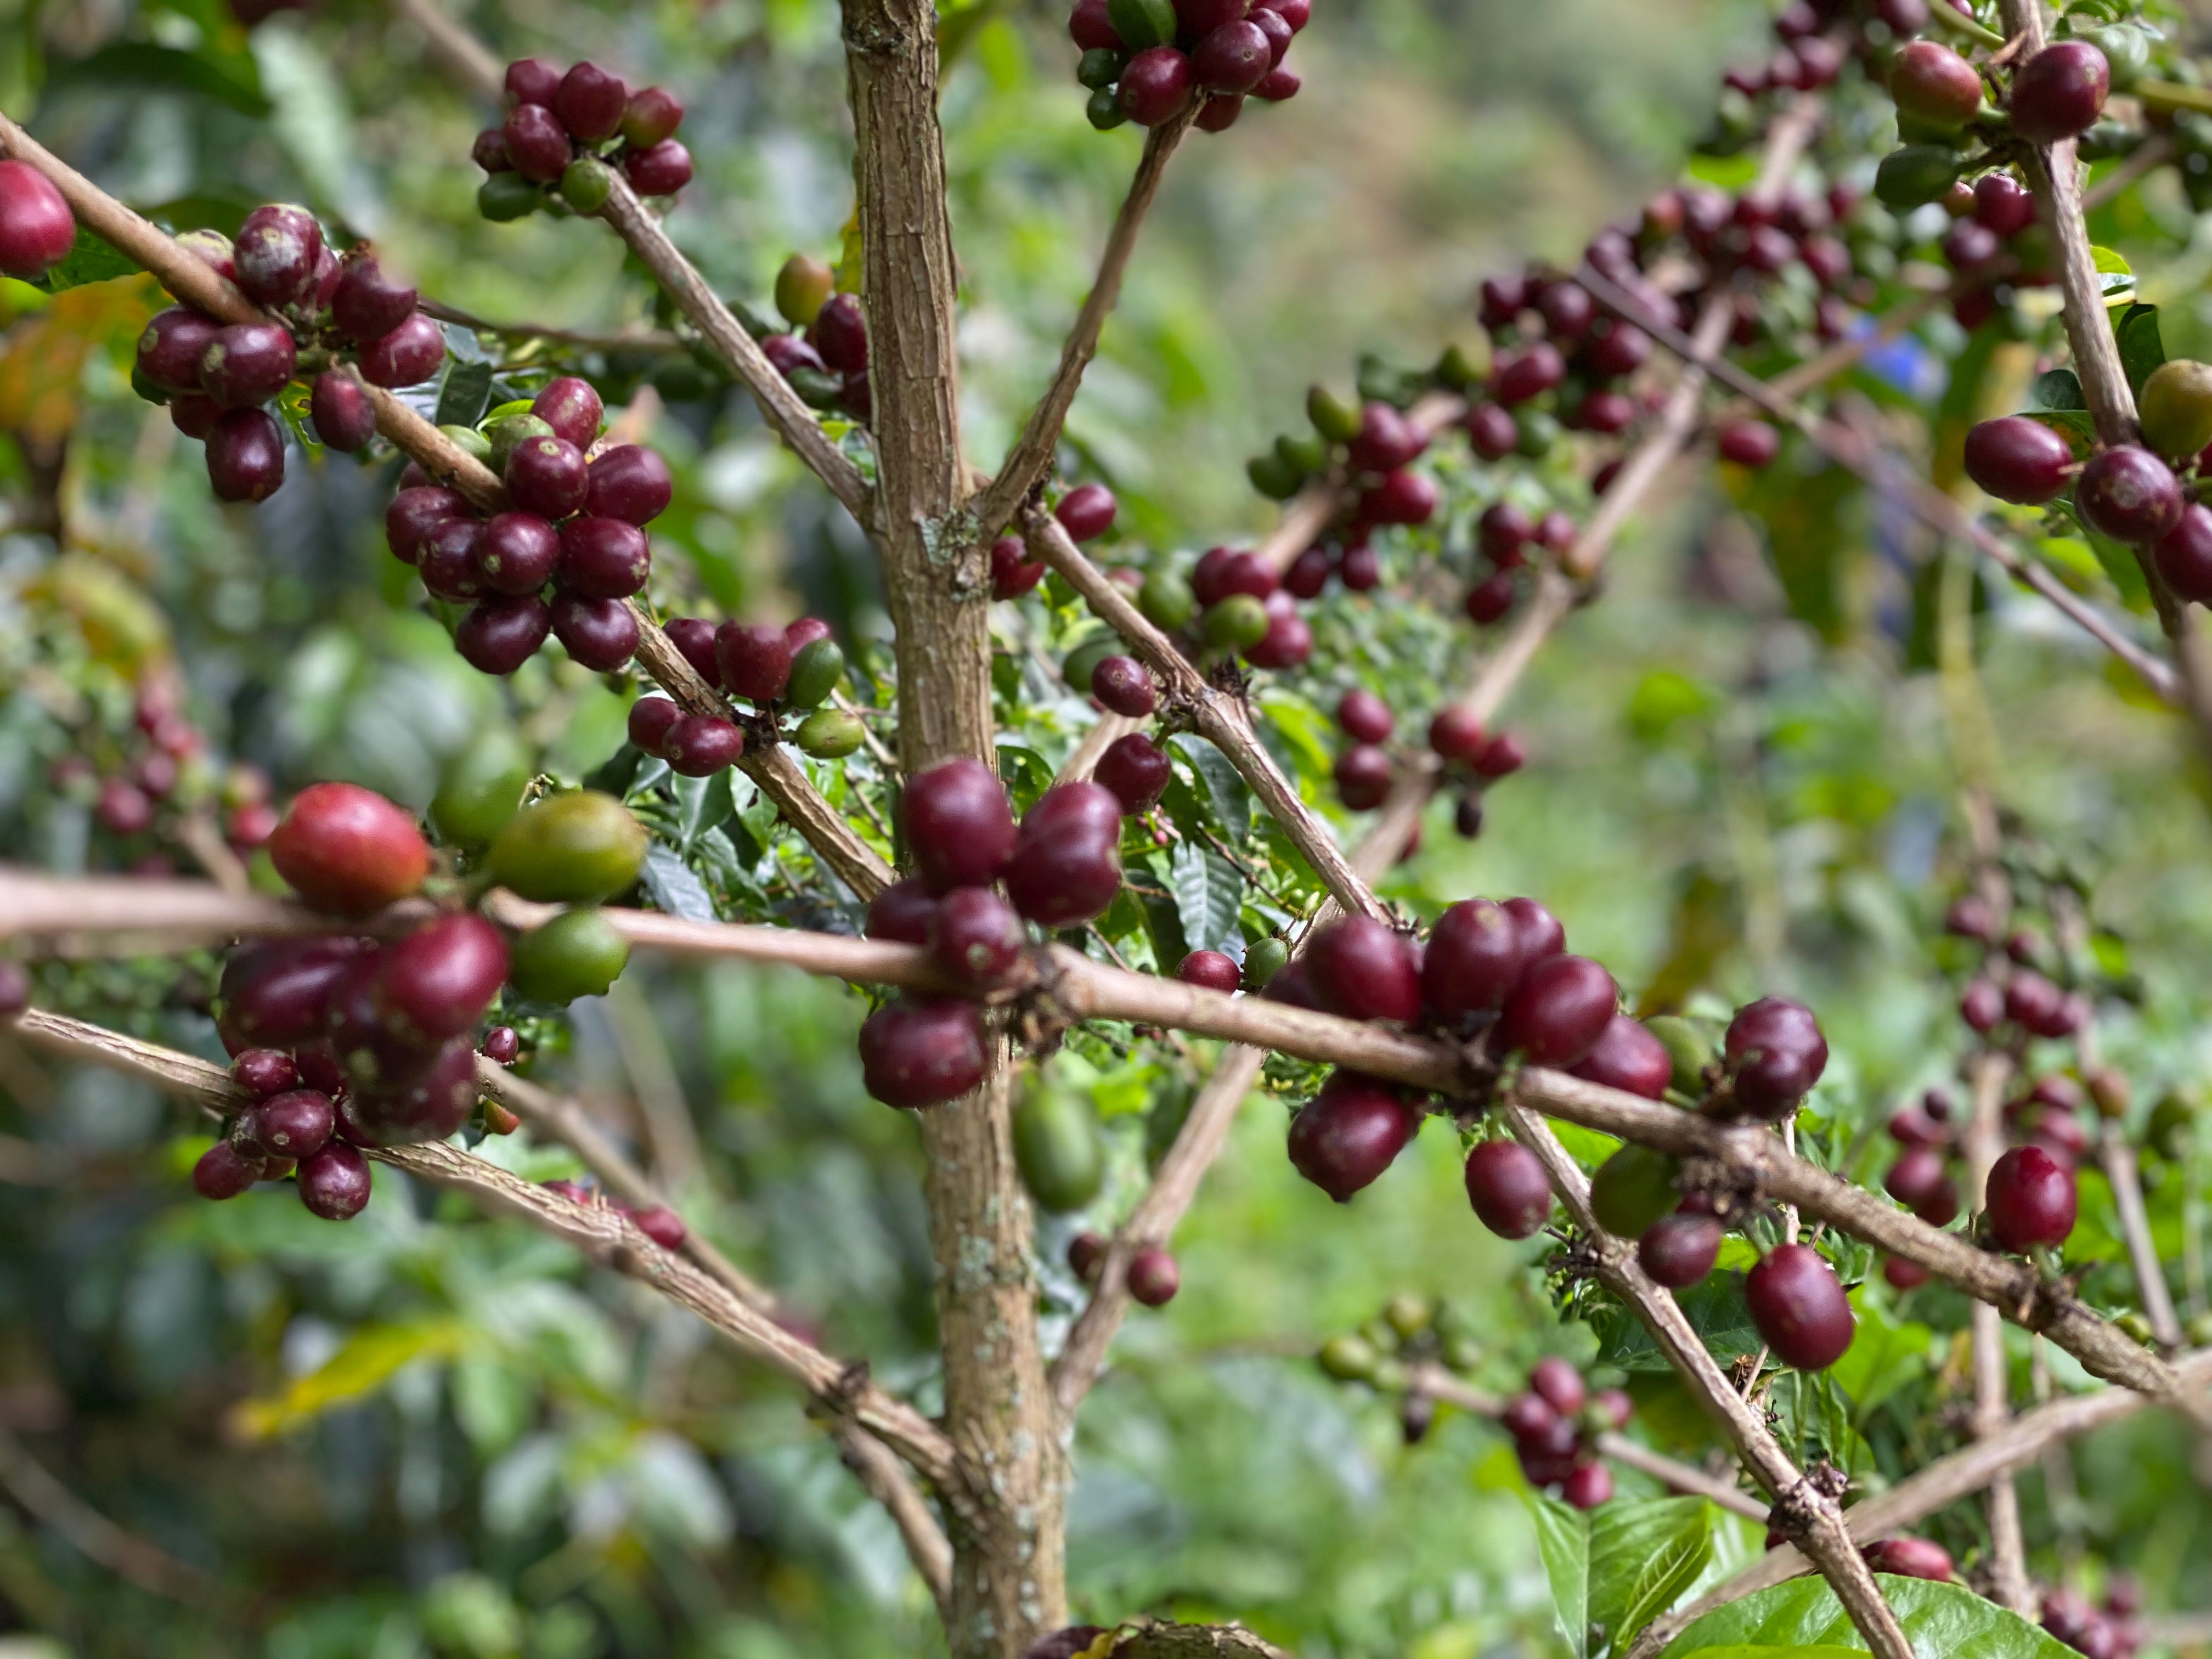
xmin=2027 ymin=368 xmax=2087 ymax=413
xmin=672 ymin=769 xmax=736 ymax=849
xmin=1530 ymin=1494 xmax=1592 ymax=1659
xmin=1167 ymin=841 xmax=1243 ymax=957
xmin=435 ymin=360 xmax=495 ymax=430
xmin=1589 ymin=1497 xmax=1712 ymax=1652
xmin=2115 ymin=303 xmax=2165 ymax=398
xmin=641 ymin=844 xmax=720 ymax=922
xmin=1168 ymin=733 xmax=1251 ymax=843
xmin=1594 ymin=1272 xmax=1762 ymax=1372
xmin=31 ymin=226 xmax=142 ymax=294
xmin=1662 ymin=1573 xmax=2081 ymax=1659
xmin=48 ymin=41 xmax=271 ymax=116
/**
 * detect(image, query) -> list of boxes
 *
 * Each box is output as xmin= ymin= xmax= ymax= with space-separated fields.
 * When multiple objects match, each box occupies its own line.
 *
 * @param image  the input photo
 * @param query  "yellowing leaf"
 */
xmin=231 ymin=1319 xmax=471 ymax=1440
xmin=0 ymin=274 xmax=160 ymax=442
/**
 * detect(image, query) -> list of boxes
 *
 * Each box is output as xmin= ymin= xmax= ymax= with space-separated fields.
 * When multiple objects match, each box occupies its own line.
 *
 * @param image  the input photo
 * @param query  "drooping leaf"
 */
xmin=1589 ymin=1497 xmax=1713 ymax=1653
xmin=2027 ymin=369 xmax=2087 ymax=412
xmin=1167 ymin=840 xmax=1244 ymax=956
xmin=1662 ymin=1572 xmax=2083 ymax=1659
xmin=1169 ymin=733 xmax=1252 ymax=843
xmin=641 ymin=844 xmax=720 ymax=922
xmin=232 ymin=1319 xmax=469 ymax=1439
xmin=672 ymin=769 xmax=737 ymax=849
xmin=2115 ymin=303 xmax=2164 ymax=397
xmin=1530 ymin=1493 xmax=1592 ymax=1659
xmin=435 ymin=360 xmax=495 ymax=430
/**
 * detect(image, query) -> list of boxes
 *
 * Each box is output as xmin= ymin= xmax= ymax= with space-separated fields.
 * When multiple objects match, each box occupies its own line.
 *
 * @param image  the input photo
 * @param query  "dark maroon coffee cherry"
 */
xmin=1500 ymin=1390 xmax=1559 ymax=1445
xmin=805 ymin=292 xmax=868 ymax=376
xmin=663 ymin=714 xmax=745 ymax=776
xmin=786 ymin=617 xmax=831 ymax=653
xmin=713 ymin=620 xmax=793 ymax=705
xmin=1883 ymin=1254 xmax=1932 ymax=1290
xmin=2153 ymin=504 xmax=2212 ymax=605
xmin=1255 ymin=0 xmax=1307 ymax=28
xmin=1306 ymin=916 xmax=1421 ymax=1024
xmin=1091 ymin=655 xmax=1158 ymax=718
xmin=193 ymin=1139 xmax=263 ymax=1200
xmin=377 ymin=913 xmax=508 ymax=1042
xmin=1639 ymin=1211 xmax=1723 ymax=1288
xmin=505 ymin=56 xmax=562 ymax=106
xmin=1746 ymin=1243 xmax=1855 ymax=1370
xmin=1497 ymin=955 xmax=1617 ymax=1068
xmin=2077 ymin=445 xmax=2182 ymax=544
xmin=859 ymin=995 xmax=987 ymax=1107
xmin=478 ymin=512 xmax=561 ymax=595
xmin=2004 ymin=968 xmax=2074 ymax=1037
xmin=1717 ymin=420 xmax=1780 ymax=468
xmin=473 ymin=127 xmax=512 ymax=171
xmin=1127 ymin=1246 xmax=1180 ymax=1306
xmin=173 ymin=392 xmax=222 ymax=441
xmin=1560 ymin=1463 xmax=1612 ymax=1511
xmin=503 ymin=101 xmax=573 ymax=183
xmin=505 ymin=436 xmax=589 ymax=520
xmin=331 ymin=255 xmax=419 ymax=342
xmin=1884 ymin=1146 xmax=1950 ymax=1211
xmin=628 ymin=696 xmax=680 ymax=757
xmin=660 ymin=617 xmax=724 ymax=690
xmin=419 ymin=517 xmax=488 ymax=602
xmin=1973 ymin=172 xmax=2038 ymax=238
xmin=584 ymin=444 xmax=673 ymax=526
xmin=1492 ymin=342 xmax=1566 ymax=406
xmin=0 ymin=159 xmax=76 ymax=280
xmin=1061 ymin=1233 xmax=1108 ymax=1290
xmin=1427 ymin=705 xmax=1487 ymax=765
xmin=1942 ymin=219 xmax=2002 ymax=273
xmin=1361 ymin=469 xmax=1438 ymax=526
xmin=1287 ymin=1071 xmax=1421 ymax=1201
xmin=297 ymin=1142 xmax=372 ymax=1219
xmin=1119 ymin=46 xmax=1194 ymax=125
xmin=1529 ymin=1356 xmax=1585 ymax=1416
xmin=2010 ymin=40 xmax=2108 ymax=145
xmin=1465 ymin=572 xmax=1515 ymax=626
xmin=233 ymin=1048 xmax=300 ymax=1097
xmin=1423 ymin=899 xmax=1525 ymax=1022
xmin=1960 ymin=977 xmax=2002 ymax=1033
xmin=1570 ymin=1015 xmax=1672 ymax=1099
xmin=625 ymin=140 xmax=695 ymax=197
xmin=1345 ymin=402 xmax=1425 ymax=472
xmin=1472 ymin=733 xmax=1524 ymax=780
xmin=991 ymin=534 xmax=1046 ymax=600
xmin=1889 ymin=39 xmax=1983 ymax=128
xmin=1192 ymin=19 xmax=1271 ymax=92
xmin=455 ymin=596 xmax=552 ymax=675
xmin=622 ymin=85 xmax=685 ymax=149
xmin=1723 ymin=997 xmax=1827 ymax=1119
xmin=359 ymin=313 xmax=447 ymax=389
xmin=1987 ymin=1144 xmax=2078 ymax=1251
xmin=1055 ymin=483 xmax=1117 ymax=541
xmin=1096 ymin=732 xmax=1172 ymax=815
xmin=929 ymin=887 xmax=1026 ymax=989
xmin=1540 ymin=281 xmax=1594 ymax=337
xmin=1333 ymin=743 xmax=1392 ymax=811
xmin=137 ymin=307 xmax=221 ymax=393
xmin=480 ymin=1025 xmax=521 ymax=1065
xmin=553 ymin=61 xmax=627 ymax=142
xmin=1176 ymin=950 xmax=1243 ymax=994
xmin=1004 ymin=782 xmax=1123 ymax=926
xmin=309 ymin=370 xmax=375 ymax=452
xmin=205 ymin=409 xmax=286 ymax=502
xmin=1190 ymin=546 xmax=1278 ymax=605
xmin=1466 ymin=401 xmax=1517 ymax=459
xmin=233 ymin=203 xmax=323 ymax=307
xmin=219 ymin=937 xmax=362 ymax=1050
xmin=1243 ymin=601 xmax=1313 ymax=669
xmin=94 ymin=776 xmax=152 ymax=835
xmin=346 ymin=1035 xmax=478 ymax=1143
xmin=1963 ymin=416 xmax=2074 ymax=503
xmin=555 ymin=516 xmax=650 ymax=599
xmin=904 ymin=757 xmax=1018 ymax=893
xmin=1336 ymin=689 xmax=1393 ymax=745
xmin=385 ymin=486 xmax=470 ymax=566
xmin=1464 ymin=1138 xmax=1554 ymax=1238
xmin=241 ymin=1088 xmax=336 ymax=1160
xmin=199 ymin=323 xmax=297 ymax=408
xmin=551 ymin=594 xmax=639 ymax=670
xmin=866 ymin=877 xmax=938 ymax=944
xmin=1175 ymin=0 xmax=1244 ymax=32
xmin=1504 ymin=900 xmax=1565 ymax=964
xmin=531 ymin=376 xmax=603 ymax=449
xmin=1864 ymin=1537 xmax=1955 ymax=1583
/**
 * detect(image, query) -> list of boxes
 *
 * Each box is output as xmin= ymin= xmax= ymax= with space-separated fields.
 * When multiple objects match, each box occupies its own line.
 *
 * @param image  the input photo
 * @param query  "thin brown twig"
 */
xmin=385 ymin=0 xmax=503 ymax=100
xmin=415 ymin=297 xmax=686 ymax=354
xmin=1966 ymin=1047 xmax=2033 ymax=1614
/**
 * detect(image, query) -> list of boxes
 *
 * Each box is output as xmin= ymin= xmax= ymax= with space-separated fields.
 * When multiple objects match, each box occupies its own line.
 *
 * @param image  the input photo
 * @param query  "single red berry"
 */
xmin=481 ymin=1025 xmax=520 ymax=1064
xmin=1717 ymin=420 xmax=1780 ymax=468
xmin=1334 ymin=546 xmax=1380 ymax=596
xmin=456 ymin=596 xmax=552 ymax=674
xmin=506 ymin=435 xmax=590 ymax=519
xmin=1119 ymin=46 xmax=1194 ymax=126
xmin=1961 ymin=977 xmax=2003 ymax=1032
xmin=1496 ymin=955 xmax=1618 ymax=1068
xmin=1987 ymin=1144 xmax=2078 ymax=1252
xmin=1428 ymin=706 xmax=1487 ymax=765
xmin=2004 ymin=968 xmax=2075 ymax=1037
xmin=1889 ymin=40 xmax=1984 ymax=128
xmin=1530 ymin=1357 xmax=1585 ymax=1415
xmin=358 ymin=313 xmax=447 ymax=389
xmin=1096 ymin=732 xmax=1172 ymax=815
xmin=1477 ymin=503 xmax=1532 ymax=562
xmin=1334 ymin=743 xmax=1393 ymax=811
xmin=714 ymin=622 xmax=794 ymax=705
xmin=1723 ymin=997 xmax=1828 ymax=1119
xmin=622 ymin=87 xmax=685 ymax=149
xmin=584 ymin=444 xmax=673 ymax=526
xmin=377 ymin=912 xmax=509 ymax=1042
xmin=664 ymin=616 xmax=722 ymax=687
xmin=1472 ymin=732 xmax=1524 ymax=779
xmin=866 ymin=877 xmax=939 ymax=944
xmin=1127 ymin=1246 xmax=1181 ymax=1306
xmin=1464 ymin=1139 xmax=1554 ymax=1239
xmin=1306 ymin=916 xmax=1421 ymax=1024
xmin=1501 ymin=1392 xmax=1558 ymax=1443
xmin=629 ymin=1205 xmax=686 ymax=1249
xmin=1177 ymin=950 xmax=1243 ymax=994
xmin=194 ymin=1140 xmax=264 ymax=1201
xmin=1503 ymin=896 xmax=1566 ymax=962
xmin=1423 ymin=898 xmax=1527 ymax=1022
xmin=991 ymin=534 xmax=1046 ymax=600
xmin=1492 ymin=342 xmax=1566 ymax=405
xmin=505 ymin=57 xmax=563 ymax=106
xmin=1191 ymin=546 xmax=1278 ymax=605
xmin=1254 ymin=0 xmax=1307 ymax=28
xmin=1864 ymin=1537 xmax=1955 ymax=1582
xmin=297 ymin=1142 xmax=373 ymax=1220
xmin=2077 ymin=444 xmax=2182 ymax=544
xmin=1068 ymin=1231 xmax=1108 ymax=1284
xmin=269 ymin=782 xmax=430 ymax=916
xmin=233 ymin=202 xmax=323 ymax=307
xmin=2010 ymin=40 xmax=2109 ymax=145
xmin=309 ymin=370 xmax=376 ymax=453
xmin=0 ymin=160 xmax=76 ymax=280
xmin=554 ymin=61 xmax=628 ymax=142
xmin=625 ymin=140 xmax=694 ymax=197
xmin=502 ymin=102 xmax=573 ymax=183
xmin=385 ymin=486 xmax=471 ymax=565
xmin=1361 ymin=469 xmax=1439 ymax=526
xmin=929 ymin=887 xmax=1026 ymax=990
xmin=1570 ymin=1015 xmax=1672 ymax=1099
xmin=94 ymin=776 xmax=153 ymax=835
xmin=1003 ymin=783 xmax=1123 ymax=926
xmin=1347 ymin=402 xmax=1426 ymax=472
xmin=1056 ymin=484 xmax=1117 ymax=541
xmin=422 ymin=520 xmax=490 ymax=601
xmin=628 ymin=695 xmax=681 ymax=757
xmin=217 ymin=937 xmax=363 ymax=1051
xmin=137 ymin=307 xmax=221 ymax=393
xmin=531 ymin=376 xmax=603 ymax=449
xmin=1336 ymin=689 xmax=1393 ymax=745
xmin=905 ymin=758 xmax=1019 ymax=893
xmin=663 ymin=715 xmax=744 ymax=776
xmin=1091 ymin=655 xmax=1158 ymax=718
xmin=1973 ymin=172 xmax=2038 ymax=238
xmin=808 ymin=292 xmax=868 ymax=375
xmin=2153 ymin=504 xmax=2212 ymax=604
xmin=1465 ymin=571 xmax=1515 ymax=625
xmin=331 ymin=255 xmax=419 ymax=342
xmin=473 ymin=128 xmax=512 ymax=172
xmin=199 ymin=323 xmax=297 ymax=408
xmin=1884 ymin=1146 xmax=1951 ymax=1211
xmin=346 ymin=1036 xmax=482 ymax=1144
xmin=1247 ymin=5 xmax=1292 ymax=65
xmin=858 ymin=996 xmax=988 ymax=1108
xmin=233 ymin=1049 xmax=301 ymax=1097
xmin=1745 ymin=1243 xmax=1855 ymax=1370
xmin=1174 ymin=0 xmax=1245 ymax=32
xmin=1286 ymin=1071 xmax=1422 ymax=1201
xmin=477 ymin=512 xmax=560 ymax=595
xmin=1192 ymin=20 xmax=1271 ymax=93
xmin=1540 ymin=281 xmax=1594 ymax=337
xmin=241 ymin=1088 xmax=336 ymax=1160
xmin=1883 ymin=1254 xmax=1933 ymax=1290
xmin=1639 ymin=1212 xmax=1723 ymax=1288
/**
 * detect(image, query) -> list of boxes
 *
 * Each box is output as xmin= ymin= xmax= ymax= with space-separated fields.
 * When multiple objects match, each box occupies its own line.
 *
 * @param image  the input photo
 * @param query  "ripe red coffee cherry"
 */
xmin=628 ymin=695 xmax=681 ymax=757
xmin=1570 ymin=1015 xmax=1672 ymax=1099
xmin=1502 ymin=896 xmax=1565 ymax=962
xmin=1479 ymin=502 xmax=1534 ymax=562
xmin=1960 ymin=977 xmax=2002 ymax=1033
xmin=506 ymin=436 xmax=589 ymax=520
xmin=241 ymin=1088 xmax=335 ymax=1160
xmin=1306 ymin=916 xmax=1421 ymax=1024
xmin=331 ymin=256 xmax=419 ymax=342
xmin=1127 ymin=1246 xmax=1181 ymax=1307
xmin=628 ymin=1205 xmax=686 ymax=1249
xmin=377 ymin=913 xmax=509 ymax=1042
xmin=1639 ymin=1212 xmax=1723 ymax=1288
xmin=204 ymin=409 xmax=287 ymax=501
xmin=1361 ymin=469 xmax=1439 ymax=526
xmin=503 ymin=102 xmax=573 ymax=183
xmin=1091 ymin=655 xmax=1158 ymax=718
xmin=1066 ymin=1231 xmax=1108 ymax=1286
xmin=786 ymin=617 xmax=831 ymax=653
xmin=94 ymin=776 xmax=152 ymax=836
xmin=1963 ymin=416 xmax=2073 ymax=504
xmin=1119 ymin=46 xmax=1194 ymax=125
xmin=1428 ymin=705 xmax=1487 ymax=764
xmin=1501 ymin=1391 xmax=1558 ymax=1443
xmin=1192 ymin=546 xmax=1279 ymax=605
xmin=233 ymin=203 xmax=323 ymax=306
xmin=1248 ymin=5 xmax=1292 ymax=64
xmin=531 ymin=376 xmax=603 ymax=449
xmin=1175 ymin=0 xmax=1245 ymax=32
xmin=930 ymin=887 xmax=1026 ymax=989
xmin=2010 ymin=40 xmax=2108 ymax=145
xmin=476 ymin=512 xmax=560 ymax=595
xmin=1864 ymin=1537 xmax=1955 ymax=1583
xmin=298 ymin=1142 xmax=373 ymax=1220
xmin=1286 ymin=1071 xmax=1421 ymax=1201
xmin=1465 ymin=571 xmax=1515 ymax=625
xmin=1334 ymin=743 xmax=1393 ymax=810
xmin=1987 ymin=1144 xmax=2078 ymax=1251
xmin=1004 ymin=783 xmax=1124 ymax=926
xmin=1056 ymin=484 xmax=1118 ymax=541
xmin=385 ymin=486 xmax=470 ymax=565
xmin=456 ymin=594 xmax=551 ymax=673
xmin=664 ymin=715 xmax=744 ymax=776
xmin=1255 ymin=0 xmax=1307 ymax=27
xmin=1884 ymin=1145 xmax=1950 ymax=1211
xmin=199 ymin=323 xmax=297 ymax=408
xmin=1193 ymin=20 xmax=1271 ymax=92
xmin=1889 ymin=40 xmax=1984 ymax=128
xmin=309 ymin=371 xmax=376 ymax=453
xmin=218 ymin=938 xmax=363 ymax=1051
xmin=1560 ymin=1462 xmax=1612 ymax=1510
xmin=1096 ymin=732 xmax=1172 ymax=815
xmin=1496 ymin=955 xmax=1618 ymax=1068
xmin=419 ymin=518 xmax=488 ymax=602
xmin=1942 ymin=220 xmax=2001 ymax=273
xmin=1348 ymin=402 xmax=1426 ymax=472
xmin=904 ymin=758 xmax=1018 ymax=893
xmin=1336 ymin=689 xmax=1393 ymax=745
xmin=663 ymin=616 xmax=722 ymax=687
xmin=859 ymin=995 xmax=988 ymax=1107
xmin=269 ymin=782 xmax=430 ymax=916
xmin=1070 ymin=0 xmax=1123 ymax=49
xmin=1723 ymin=997 xmax=1827 ymax=1119
xmin=2004 ymin=968 xmax=2074 ymax=1037
xmin=1423 ymin=899 xmax=1525 ymax=1022
xmin=991 ymin=535 xmax=1046 ymax=600
xmin=866 ymin=877 xmax=939 ymax=944
xmin=2153 ymin=504 xmax=2212 ymax=605
xmin=1973 ymin=172 xmax=2038 ymax=238
xmin=1177 ymin=950 xmax=1243 ymax=994
xmin=712 ymin=621 xmax=793 ymax=706
xmin=0 ymin=160 xmax=76 ymax=280
xmin=505 ymin=56 xmax=562 ymax=106
xmin=137 ymin=308 xmax=221 ymax=393
xmin=233 ymin=1048 xmax=300 ymax=1097
xmin=622 ymin=86 xmax=685 ymax=148
xmin=1883 ymin=1254 xmax=1933 ymax=1290
xmin=1492 ymin=342 xmax=1566 ymax=407
xmin=1472 ymin=732 xmax=1524 ymax=779
xmin=1745 ymin=1243 xmax=1855 ymax=1370
xmin=802 ymin=293 xmax=866 ymax=377
xmin=473 ymin=127 xmax=512 ymax=172
xmin=584 ymin=444 xmax=673 ymax=526
xmin=1717 ymin=420 xmax=1780 ymax=468
xmin=193 ymin=1140 xmax=263 ymax=1200
xmin=1540 ymin=281 xmax=1594 ymax=337
xmin=625 ymin=140 xmax=695 ymax=197
xmin=1464 ymin=1138 xmax=1554 ymax=1238
xmin=554 ymin=62 xmax=628 ymax=142
xmin=2078 ymin=444 xmax=2182 ymax=544
xmin=1530 ymin=1357 xmax=1585 ymax=1415
xmin=359 ymin=313 xmax=447 ymax=389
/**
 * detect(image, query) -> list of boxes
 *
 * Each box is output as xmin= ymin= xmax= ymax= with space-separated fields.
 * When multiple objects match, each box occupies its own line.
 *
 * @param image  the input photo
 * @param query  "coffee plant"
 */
xmin=8 ymin=0 xmax=2212 ymax=1655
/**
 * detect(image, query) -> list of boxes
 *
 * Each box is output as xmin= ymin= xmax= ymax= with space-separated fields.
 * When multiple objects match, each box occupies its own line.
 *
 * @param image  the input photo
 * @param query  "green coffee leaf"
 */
xmin=1167 ymin=840 xmax=1243 ymax=957
xmin=1662 ymin=1572 xmax=2082 ymax=1659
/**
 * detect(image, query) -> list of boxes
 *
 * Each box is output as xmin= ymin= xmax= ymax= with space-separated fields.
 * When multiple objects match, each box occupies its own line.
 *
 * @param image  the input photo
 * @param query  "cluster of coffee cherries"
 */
xmin=1876 ymin=1087 xmax=1964 ymax=1276
xmin=1329 ymin=674 xmax=1523 ymax=833
xmin=760 ymin=255 xmax=872 ymax=426
xmin=627 ymin=615 xmax=858 ymax=772
xmin=0 ymin=157 xmax=77 ymax=283
xmin=1258 ymin=390 xmax=1445 ymax=589
xmin=1966 ymin=354 xmax=2212 ymax=605
xmin=1066 ymin=1229 xmax=1180 ymax=1308
xmin=1314 ymin=1293 xmax=1481 ymax=1443
xmin=383 ymin=379 xmax=671 ymax=676
xmin=473 ymin=57 xmax=691 ymax=223
xmin=854 ymin=756 xmax=1130 ymax=1108
xmin=1715 ymin=0 xmax=1854 ymax=106
xmin=1876 ymin=31 xmax=2110 ymax=210
xmin=129 ymin=207 xmax=447 ymax=501
xmin=1498 ymin=1359 xmax=1632 ymax=1508
xmin=2043 ymin=1578 xmax=2145 ymax=1659
xmin=540 ymin=1177 xmax=689 ymax=1251
xmin=1065 ymin=0 xmax=1306 ymax=133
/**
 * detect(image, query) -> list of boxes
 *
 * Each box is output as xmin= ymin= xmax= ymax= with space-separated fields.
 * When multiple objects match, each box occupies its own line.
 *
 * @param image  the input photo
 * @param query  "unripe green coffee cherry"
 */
xmin=1442 ymin=1335 xmax=1483 ymax=1372
xmin=2084 ymin=24 xmax=2148 ymax=91
xmin=509 ymin=907 xmax=630 ymax=1003
xmin=560 ymin=157 xmax=614 ymax=215
xmin=1013 ymin=1087 xmax=1104 ymax=1212
xmin=1107 ymin=0 xmax=1176 ymax=49
xmin=1139 ymin=569 xmax=1196 ymax=631
xmin=1242 ymin=936 xmax=1289 ymax=989
xmin=131 ymin=365 xmax=172 ymax=407
xmin=1589 ymin=1143 xmax=1680 ymax=1240
xmin=1307 ymin=385 xmax=1362 ymax=443
xmin=1644 ymin=1014 xmax=1717 ymax=1097
xmin=1875 ymin=145 xmax=1961 ymax=210
xmin=487 ymin=791 xmax=648 ymax=904
xmin=1204 ymin=594 xmax=1269 ymax=648
xmin=1436 ymin=334 xmax=1493 ymax=390
xmin=1077 ymin=48 xmax=1127 ymax=89
xmin=487 ymin=412 xmax=554 ymax=472
xmin=653 ymin=358 xmax=716 ymax=401
xmin=1277 ymin=432 xmax=1329 ymax=475
xmin=785 ymin=637 xmax=846 ymax=709
xmin=2117 ymin=1311 xmax=2157 ymax=1347
xmin=478 ymin=173 xmax=542 ymax=222
xmin=2190 ymin=1310 xmax=2212 ymax=1348
xmin=431 ymin=728 xmax=534 ymax=848
xmin=1248 ymin=451 xmax=1305 ymax=499
xmin=1318 ymin=1334 xmax=1380 ymax=1381
xmin=794 ymin=708 xmax=865 ymax=758
xmin=440 ymin=423 xmax=494 ymax=464
xmin=1368 ymin=1358 xmax=1409 ymax=1394
xmin=1384 ymin=1293 xmax=1435 ymax=1338
xmin=774 ymin=255 xmax=835 ymax=328
xmin=1514 ymin=409 xmax=1559 ymax=459
xmin=1086 ymin=88 xmax=1128 ymax=132
xmin=1063 ymin=633 xmax=1122 ymax=692
xmin=2138 ymin=359 xmax=2212 ymax=460
xmin=788 ymin=367 xmax=846 ymax=410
